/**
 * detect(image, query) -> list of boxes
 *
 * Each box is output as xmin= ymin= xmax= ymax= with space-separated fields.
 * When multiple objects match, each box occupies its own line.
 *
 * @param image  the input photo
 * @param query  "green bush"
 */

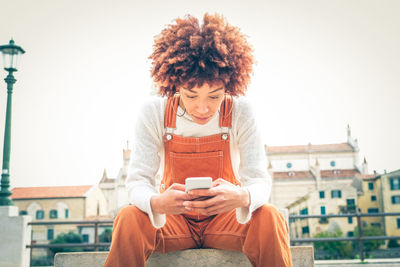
xmin=99 ymin=228 xmax=112 ymax=243
xmin=314 ymin=228 xmax=354 ymax=258
xmin=49 ymin=231 xmax=84 ymax=254
xmin=353 ymin=225 xmax=384 ymax=254
xmin=388 ymin=239 xmax=400 ymax=248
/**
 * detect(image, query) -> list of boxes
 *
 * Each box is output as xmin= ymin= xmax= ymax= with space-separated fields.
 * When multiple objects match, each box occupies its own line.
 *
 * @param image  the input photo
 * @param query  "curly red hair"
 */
xmin=149 ymin=13 xmax=254 ymax=97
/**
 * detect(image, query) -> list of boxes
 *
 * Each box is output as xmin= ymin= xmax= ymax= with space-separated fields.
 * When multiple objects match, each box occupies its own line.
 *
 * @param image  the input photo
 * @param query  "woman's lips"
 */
xmin=193 ymin=115 xmax=210 ymax=121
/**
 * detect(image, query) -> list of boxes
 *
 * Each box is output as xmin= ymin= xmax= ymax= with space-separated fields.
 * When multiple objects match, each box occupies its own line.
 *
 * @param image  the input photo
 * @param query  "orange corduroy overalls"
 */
xmin=104 ymin=94 xmax=292 ymax=267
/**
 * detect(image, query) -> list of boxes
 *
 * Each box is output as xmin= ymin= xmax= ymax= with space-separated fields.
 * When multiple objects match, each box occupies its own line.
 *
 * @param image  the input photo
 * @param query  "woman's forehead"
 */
xmin=182 ymin=82 xmax=225 ymax=93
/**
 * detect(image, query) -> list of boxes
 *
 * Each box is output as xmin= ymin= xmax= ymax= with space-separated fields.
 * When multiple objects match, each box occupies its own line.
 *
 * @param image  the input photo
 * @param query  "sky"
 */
xmin=0 ymin=0 xmax=399 ymax=188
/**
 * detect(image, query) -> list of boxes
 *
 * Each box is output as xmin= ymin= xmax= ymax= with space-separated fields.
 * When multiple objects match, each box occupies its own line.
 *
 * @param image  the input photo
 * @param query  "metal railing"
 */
xmin=289 ymin=211 xmax=400 ymax=261
xmin=27 ymin=220 xmax=113 ymax=250
xmin=27 ymin=212 xmax=400 ymax=262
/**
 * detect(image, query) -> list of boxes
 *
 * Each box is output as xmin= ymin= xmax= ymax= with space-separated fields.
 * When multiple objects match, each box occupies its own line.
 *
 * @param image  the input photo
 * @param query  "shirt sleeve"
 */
xmin=125 ymin=97 xmax=166 ymax=228
xmin=233 ymin=98 xmax=272 ymax=224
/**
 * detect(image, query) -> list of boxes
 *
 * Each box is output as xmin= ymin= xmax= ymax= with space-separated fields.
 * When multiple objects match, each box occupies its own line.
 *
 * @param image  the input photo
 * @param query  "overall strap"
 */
xmin=219 ymin=94 xmax=233 ymax=128
xmin=164 ymin=93 xmax=180 ymax=129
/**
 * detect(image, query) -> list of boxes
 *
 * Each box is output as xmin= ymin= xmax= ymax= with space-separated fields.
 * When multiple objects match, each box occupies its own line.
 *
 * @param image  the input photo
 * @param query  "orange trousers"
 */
xmin=104 ymin=204 xmax=292 ymax=267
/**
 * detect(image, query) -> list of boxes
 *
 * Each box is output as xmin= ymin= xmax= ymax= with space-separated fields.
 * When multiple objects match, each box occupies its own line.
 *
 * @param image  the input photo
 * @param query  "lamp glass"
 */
xmin=1 ymin=48 xmax=20 ymax=70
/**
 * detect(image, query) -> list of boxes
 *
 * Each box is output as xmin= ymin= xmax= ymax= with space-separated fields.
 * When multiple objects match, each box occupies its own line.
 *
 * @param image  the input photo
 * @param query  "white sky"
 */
xmin=0 ymin=0 xmax=399 ymax=188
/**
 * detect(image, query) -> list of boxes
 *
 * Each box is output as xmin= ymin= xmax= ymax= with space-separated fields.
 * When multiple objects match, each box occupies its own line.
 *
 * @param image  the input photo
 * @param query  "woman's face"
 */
xmin=179 ymin=83 xmax=226 ymax=125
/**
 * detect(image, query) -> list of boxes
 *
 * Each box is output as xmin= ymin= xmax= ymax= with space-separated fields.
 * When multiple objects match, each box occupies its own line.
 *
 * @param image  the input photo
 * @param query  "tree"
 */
xmin=353 ymin=225 xmax=384 ymax=255
xmin=314 ymin=228 xmax=354 ymax=259
xmin=49 ymin=231 xmax=84 ymax=254
xmin=98 ymin=228 xmax=112 ymax=251
xmin=99 ymin=228 xmax=112 ymax=243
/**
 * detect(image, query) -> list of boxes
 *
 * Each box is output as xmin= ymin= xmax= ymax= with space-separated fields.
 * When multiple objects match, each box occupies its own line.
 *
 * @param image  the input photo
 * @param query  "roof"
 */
xmin=11 ymin=185 xmax=94 ymax=200
xmin=266 ymin=143 xmax=354 ymax=155
xmin=321 ymin=169 xmax=360 ymax=178
xmin=357 ymin=174 xmax=378 ymax=180
xmin=273 ymin=169 xmax=361 ymax=179
xmin=273 ymin=171 xmax=314 ymax=179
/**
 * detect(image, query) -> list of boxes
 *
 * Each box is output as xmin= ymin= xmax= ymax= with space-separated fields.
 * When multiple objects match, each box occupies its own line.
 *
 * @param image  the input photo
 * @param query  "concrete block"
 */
xmin=0 ymin=205 xmax=18 ymax=216
xmin=54 ymin=246 xmax=314 ymax=267
xmin=0 ymin=206 xmax=32 ymax=267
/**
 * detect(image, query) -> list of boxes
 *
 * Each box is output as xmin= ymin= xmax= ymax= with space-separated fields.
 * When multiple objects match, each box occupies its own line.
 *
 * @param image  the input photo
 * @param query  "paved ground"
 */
xmin=315 ymin=258 xmax=400 ymax=266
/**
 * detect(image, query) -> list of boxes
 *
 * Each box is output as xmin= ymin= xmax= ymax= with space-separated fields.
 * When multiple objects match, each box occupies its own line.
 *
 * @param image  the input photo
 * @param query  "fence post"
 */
xmin=94 ymin=222 xmax=99 ymax=252
xmin=356 ymin=211 xmax=364 ymax=262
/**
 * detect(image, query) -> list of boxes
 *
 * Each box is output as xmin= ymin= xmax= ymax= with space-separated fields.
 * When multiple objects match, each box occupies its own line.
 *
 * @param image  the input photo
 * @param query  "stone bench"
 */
xmin=54 ymin=246 xmax=314 ymax=267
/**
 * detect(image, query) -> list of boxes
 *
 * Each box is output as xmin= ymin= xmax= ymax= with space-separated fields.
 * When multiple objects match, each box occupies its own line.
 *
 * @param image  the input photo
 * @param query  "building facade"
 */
xmin=287 ymin=182 xmax=359 ymax=239
xmin=266 ymin=125 xmax=368 ymax=209
xmin=99 ymin=142 xmax=131 ymax=217
xmin=11 ymin=185 xmax=108 ymax=257
xmin=380 ymin=169 xmax=400 ymax=238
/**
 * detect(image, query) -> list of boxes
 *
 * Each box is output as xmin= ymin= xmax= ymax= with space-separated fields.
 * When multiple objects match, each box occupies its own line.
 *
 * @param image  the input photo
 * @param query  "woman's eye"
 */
xmin=209 ymin=95 xmax=221 ymax=100
xmin=186 ymin=95 xmax=197 ymax=99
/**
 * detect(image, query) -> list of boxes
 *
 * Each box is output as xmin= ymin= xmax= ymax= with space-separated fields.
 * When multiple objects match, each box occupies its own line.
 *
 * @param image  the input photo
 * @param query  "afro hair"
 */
xmin=149 ymin=13 xmax=254 ymax=97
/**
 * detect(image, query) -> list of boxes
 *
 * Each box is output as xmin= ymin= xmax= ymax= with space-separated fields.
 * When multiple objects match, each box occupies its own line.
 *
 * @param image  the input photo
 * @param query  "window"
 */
xmin=300 ymin=208 xmax=308 ymax=215
xmin=390 ymin=178 xmax=400 ymax=190
xmin=368 ymin=182 xmax=374 ymax=191
xmin=330 ymin=161 xmax=336 ymax=167
xmin=397 ymin=218 xmax=400 ymax=229
xmin=65 ymin=209 xmax=69 ymax=219
xmin=346 ymin=199 xmax=356 ymax=213
xmin=82 ymin=234 xmax=89 ymax=243
xmin=371 ymin=223 xmax=381 ymax=228
xmin=348 ymin=216 xmax=353 ymax=224
xmin=320 ymin=206 xmax=326 ymax=215
xmin=347 ymin=231 xmax=354 ymax=237
xmin=286 ymin=162 xmax=292 ymax=169
xmin=302 ymin=226 xmax=309 ymax=234
xmin=319 ymin=191 xmax=325 ymax=199
xmin=19 ymin=210 xmax=28 ymax=216
xmin=368 ymin=208 xmax=379 ymax=213
xmin=392 ymin=195 xmax=400 ymax=204
xmin=36 ymin=210 xmax=44 ymax=220
xmin=49 ymin=210 xmax=58 ymax=219
xmin=371 ymin=195 xmax=377 ymax=201
xmin=331 ymin=190 xmax=342 ymax=198
xmin=47 ymin=229 xmax=54 ymax=240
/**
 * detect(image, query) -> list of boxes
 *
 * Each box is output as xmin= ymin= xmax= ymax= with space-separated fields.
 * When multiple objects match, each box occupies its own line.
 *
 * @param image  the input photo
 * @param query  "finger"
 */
xmin=204 ymin=204 xmax=232 ymax=215
xmin=184 ymin=198 xmax=217 ymax=208
xmin=170 ymin=183 xmax=186 ymax=191
xmin=188 ymin=188 xmax=217 ymax=197
xmin=212 ymin=178 xmax=226 ymax=187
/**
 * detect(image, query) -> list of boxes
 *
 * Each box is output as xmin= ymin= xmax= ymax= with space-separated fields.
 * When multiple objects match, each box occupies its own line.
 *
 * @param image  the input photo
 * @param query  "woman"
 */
xmin=105 ymin=13 xmax=292 ymax=267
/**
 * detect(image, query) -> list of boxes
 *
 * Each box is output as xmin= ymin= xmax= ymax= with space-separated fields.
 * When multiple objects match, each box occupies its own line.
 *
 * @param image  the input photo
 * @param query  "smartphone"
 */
xmin=185 ymin=177 xmax=212 ymax=193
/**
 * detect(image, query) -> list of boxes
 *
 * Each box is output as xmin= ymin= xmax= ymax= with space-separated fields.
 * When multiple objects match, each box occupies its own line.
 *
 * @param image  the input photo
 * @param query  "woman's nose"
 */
xmin=195 ymin=101 xmax=209 ymax=114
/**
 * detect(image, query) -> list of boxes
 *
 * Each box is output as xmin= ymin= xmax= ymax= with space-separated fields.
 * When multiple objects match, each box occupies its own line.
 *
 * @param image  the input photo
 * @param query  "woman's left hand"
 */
xmin=183 ymin=178 xmax=250 ymax=216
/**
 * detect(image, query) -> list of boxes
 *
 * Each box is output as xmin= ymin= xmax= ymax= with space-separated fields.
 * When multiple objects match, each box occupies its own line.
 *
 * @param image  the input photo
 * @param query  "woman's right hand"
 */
xmin=150 ymin=183 xmax=191 ymax=214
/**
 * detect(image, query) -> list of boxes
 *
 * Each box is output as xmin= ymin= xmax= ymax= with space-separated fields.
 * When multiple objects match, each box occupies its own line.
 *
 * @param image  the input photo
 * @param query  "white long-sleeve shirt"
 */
xmin=126 ymin=95 xmax=271 ymax=228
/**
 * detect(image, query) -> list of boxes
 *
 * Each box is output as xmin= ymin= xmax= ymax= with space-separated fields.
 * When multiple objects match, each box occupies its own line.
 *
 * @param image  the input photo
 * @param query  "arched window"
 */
xmin=36 ymin=210 xmax=44 ymax=220
xmin=49 ymin=209 xmax=58 ymax=219
xmin=56 ymin=202 xmax=69 ymax=219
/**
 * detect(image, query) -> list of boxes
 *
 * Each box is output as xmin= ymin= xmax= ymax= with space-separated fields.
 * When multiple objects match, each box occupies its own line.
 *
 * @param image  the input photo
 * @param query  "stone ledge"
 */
xmin=54 ymin=246 xmax=314 ymax=267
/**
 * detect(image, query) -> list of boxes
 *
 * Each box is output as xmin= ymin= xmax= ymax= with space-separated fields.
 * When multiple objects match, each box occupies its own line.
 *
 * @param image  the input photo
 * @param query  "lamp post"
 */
xmin=0 ymin=39 xmax=25 ymax=206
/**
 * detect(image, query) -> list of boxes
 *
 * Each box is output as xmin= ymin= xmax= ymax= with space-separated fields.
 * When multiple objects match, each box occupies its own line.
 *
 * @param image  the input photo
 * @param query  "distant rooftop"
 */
xmin=266 ymin=143 xmax=354 ymax=154
xmin=273 ymin=169 xmax=361 ymax=179
xmin=11 ymin=185 xmax=93 ymax=199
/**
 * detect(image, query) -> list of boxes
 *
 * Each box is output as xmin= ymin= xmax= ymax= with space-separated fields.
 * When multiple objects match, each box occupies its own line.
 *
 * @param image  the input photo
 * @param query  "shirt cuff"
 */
xmin=145 ymin=194 xmax=166 ymax=228
xmin=236 ymin=184 xmax=268 ymax=224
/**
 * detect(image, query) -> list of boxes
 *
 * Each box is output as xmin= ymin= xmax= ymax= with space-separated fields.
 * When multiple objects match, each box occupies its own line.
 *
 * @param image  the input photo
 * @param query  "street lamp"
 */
xmin=0 ymin=39 xmax=25 ymax=206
